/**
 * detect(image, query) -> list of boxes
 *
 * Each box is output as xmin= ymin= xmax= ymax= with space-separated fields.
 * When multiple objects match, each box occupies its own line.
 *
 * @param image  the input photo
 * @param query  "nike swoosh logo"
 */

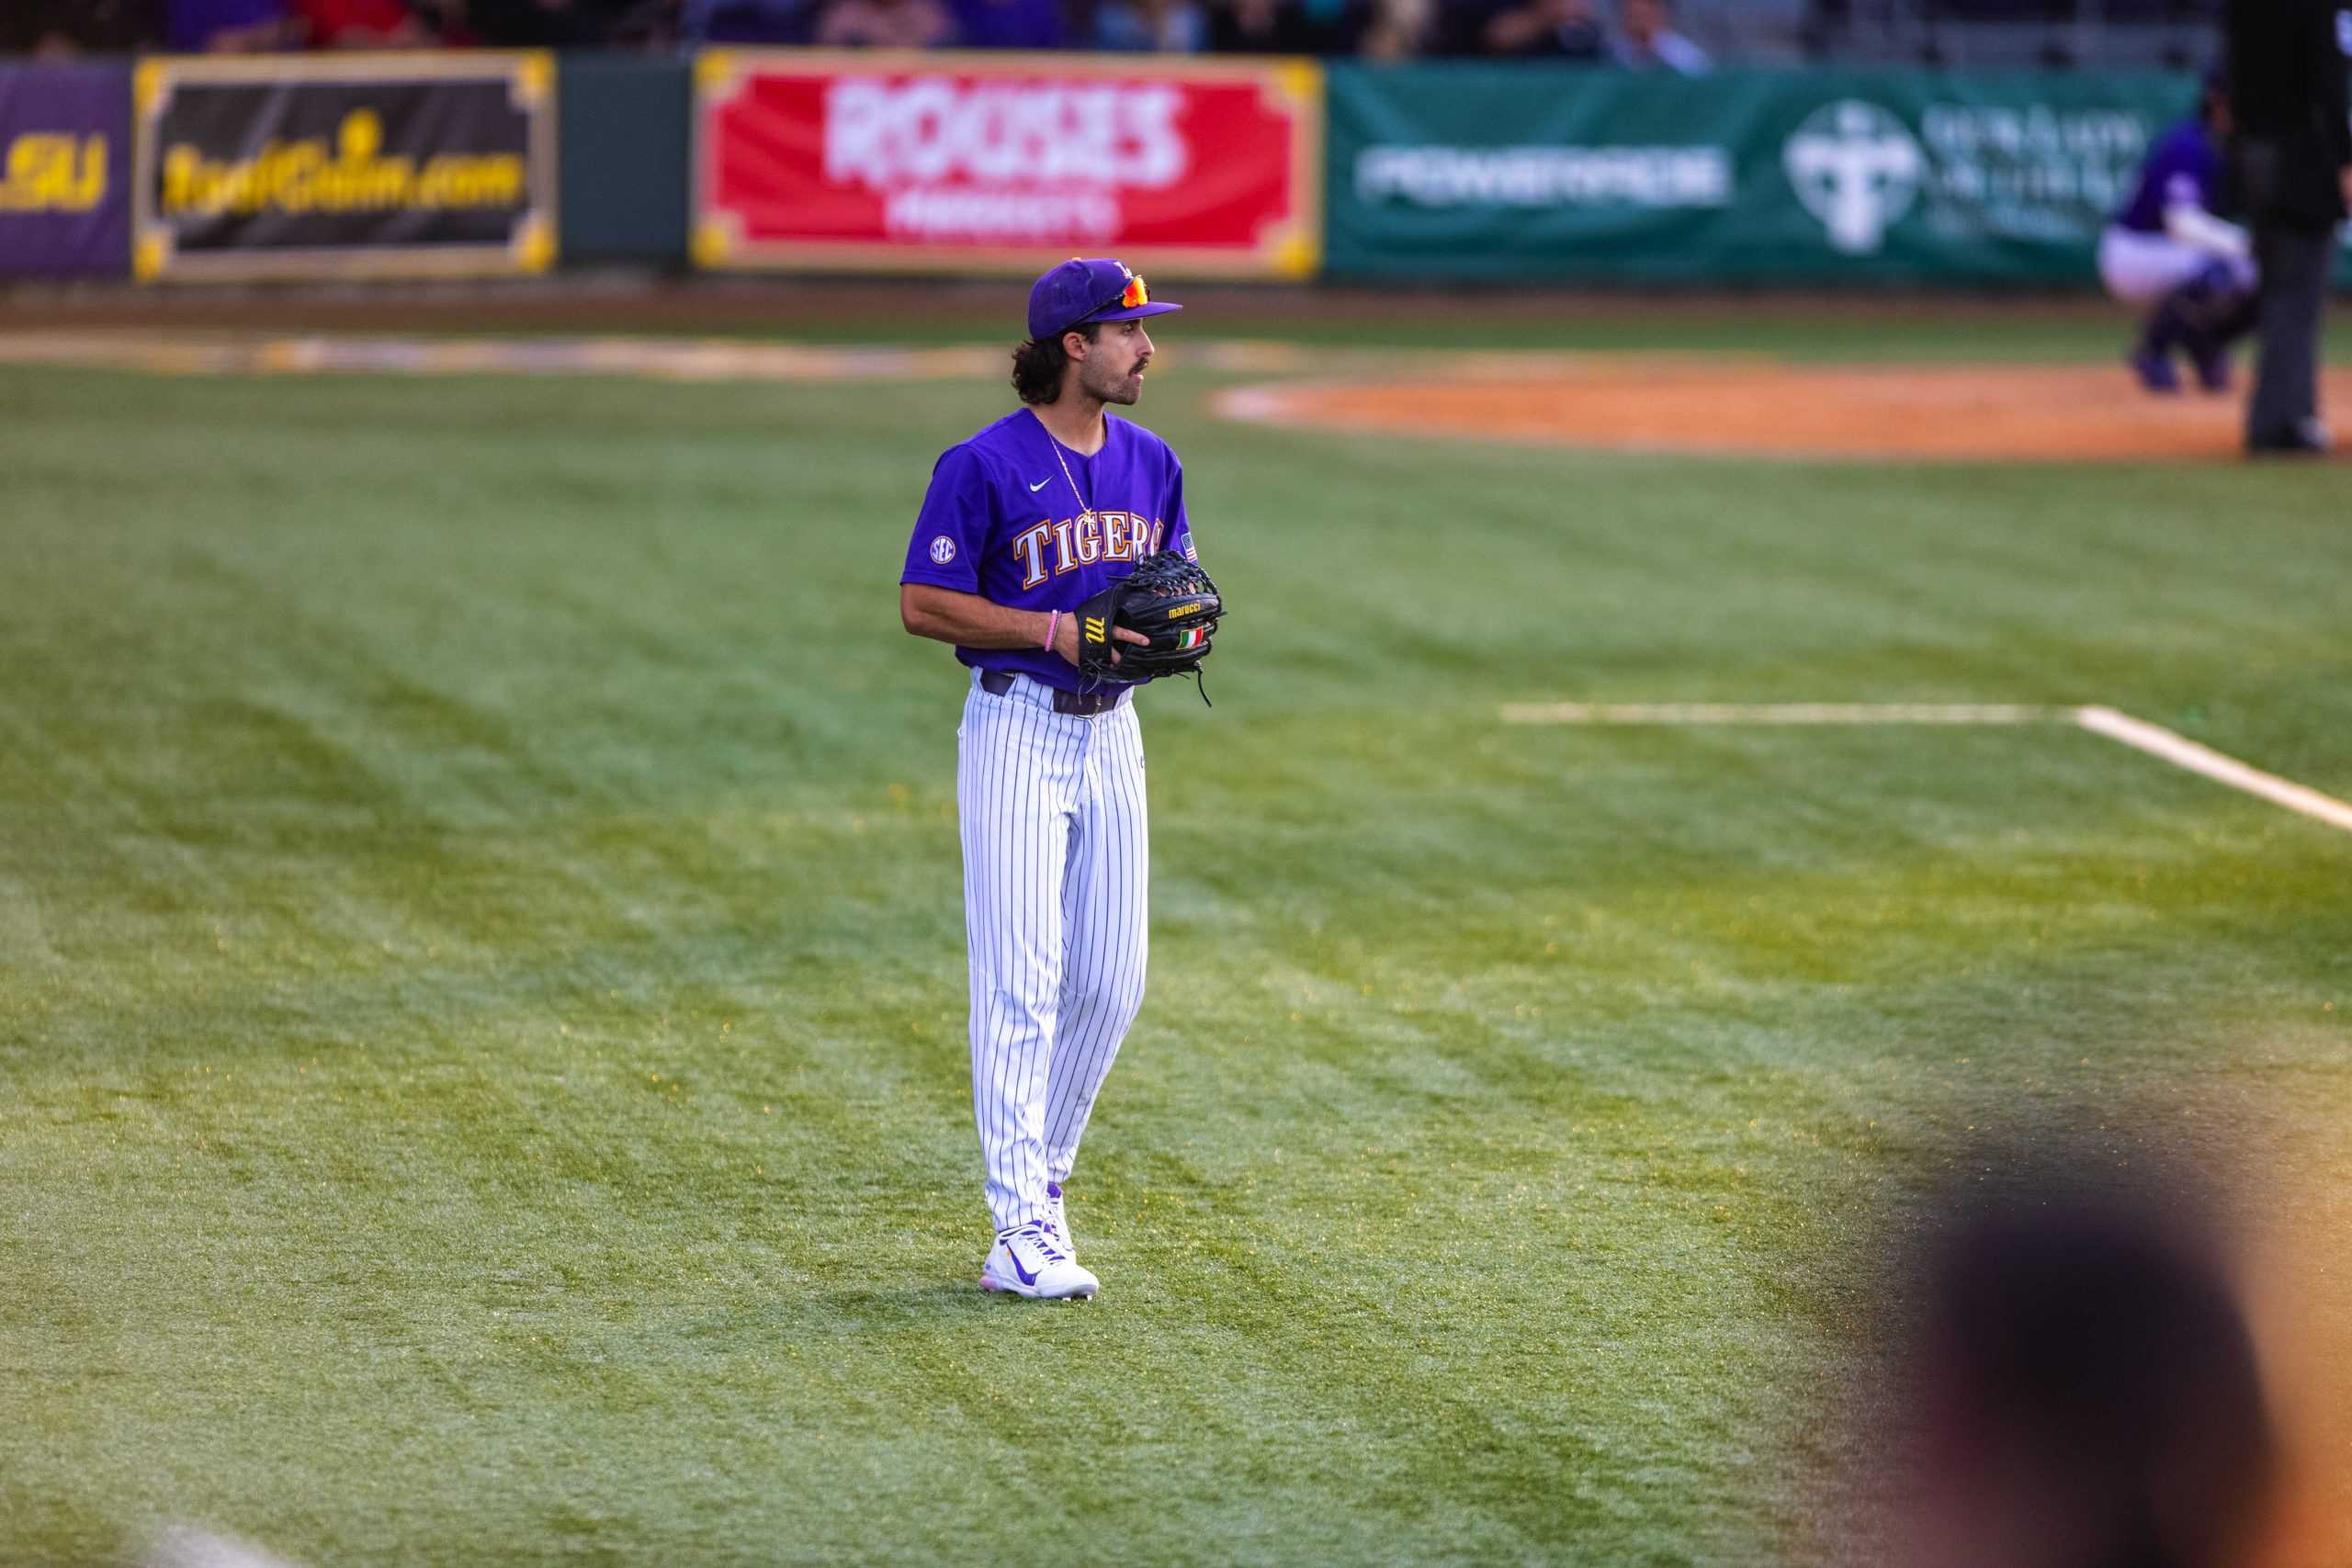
xmin=1006 ymin=1245 xmax=1039 ymax=1287
xmin=1029 ymin=478 xmax=1052 ymax=491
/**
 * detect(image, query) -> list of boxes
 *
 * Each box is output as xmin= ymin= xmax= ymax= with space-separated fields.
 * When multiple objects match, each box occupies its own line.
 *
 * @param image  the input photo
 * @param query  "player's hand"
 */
xmin=1054 ymin=611 xmax=1148 ymax=667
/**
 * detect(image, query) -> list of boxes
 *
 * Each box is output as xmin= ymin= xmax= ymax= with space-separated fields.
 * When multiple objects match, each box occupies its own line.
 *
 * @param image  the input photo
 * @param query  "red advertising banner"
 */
xmin=694 ymin=50 xmax=1321 ymax=279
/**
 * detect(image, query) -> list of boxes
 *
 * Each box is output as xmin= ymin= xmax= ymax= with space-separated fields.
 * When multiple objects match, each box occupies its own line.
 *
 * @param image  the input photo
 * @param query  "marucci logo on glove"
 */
xmin=1071 ymin=547 xmax=1225 ymax=706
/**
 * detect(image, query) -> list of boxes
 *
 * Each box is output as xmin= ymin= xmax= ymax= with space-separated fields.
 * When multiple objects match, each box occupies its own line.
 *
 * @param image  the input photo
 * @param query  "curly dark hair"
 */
xmin=1011 ymin=323 xmax=1100 ymax=405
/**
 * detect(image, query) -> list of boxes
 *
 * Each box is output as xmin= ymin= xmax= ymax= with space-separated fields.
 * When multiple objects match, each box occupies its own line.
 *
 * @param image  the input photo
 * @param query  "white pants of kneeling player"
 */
xmin=2098 ymin=224 xmax=2256 ymax=306
xmin=957 ymin=669 xmax=1148 ymax=1236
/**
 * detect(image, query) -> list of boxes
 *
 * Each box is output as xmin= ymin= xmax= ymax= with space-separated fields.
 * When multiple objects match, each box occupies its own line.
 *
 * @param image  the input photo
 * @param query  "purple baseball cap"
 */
xmin=1026 ymin=258 xmax=1183 ymax=343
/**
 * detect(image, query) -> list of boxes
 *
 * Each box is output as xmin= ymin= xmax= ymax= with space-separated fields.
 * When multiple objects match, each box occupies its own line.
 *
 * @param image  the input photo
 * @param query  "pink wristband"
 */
xmin=1042 ymin=609 xmax=1060 ymax=650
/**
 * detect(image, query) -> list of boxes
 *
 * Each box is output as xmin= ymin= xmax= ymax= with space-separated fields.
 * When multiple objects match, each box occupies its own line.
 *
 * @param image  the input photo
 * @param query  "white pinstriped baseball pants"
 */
xmin=956 ymin=669 xmax=1149 ymax=1235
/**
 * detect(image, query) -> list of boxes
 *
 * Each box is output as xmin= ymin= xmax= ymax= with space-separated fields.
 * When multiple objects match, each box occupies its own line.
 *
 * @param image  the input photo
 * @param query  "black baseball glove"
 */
xmin=1074 ymin=547 xmax=1224 ymax=703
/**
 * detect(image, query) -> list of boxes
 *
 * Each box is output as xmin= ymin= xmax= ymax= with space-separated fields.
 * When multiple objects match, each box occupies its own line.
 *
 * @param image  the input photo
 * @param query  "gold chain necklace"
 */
xmin=1046 ymin=425 xmax=1096 ymax=528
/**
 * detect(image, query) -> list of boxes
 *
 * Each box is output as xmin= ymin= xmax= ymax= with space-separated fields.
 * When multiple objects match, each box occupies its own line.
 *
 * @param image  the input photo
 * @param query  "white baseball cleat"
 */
xmin=980 ymin=1222 xmax=1099 ymax=1300
xmin=1046 ymin=1180 xmax=1072 ymax=1255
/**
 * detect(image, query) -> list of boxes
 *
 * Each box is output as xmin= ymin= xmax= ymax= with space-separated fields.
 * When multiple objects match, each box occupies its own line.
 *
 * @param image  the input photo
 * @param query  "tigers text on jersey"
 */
xmin=900 ymin=407 xmax=1194 ymax=694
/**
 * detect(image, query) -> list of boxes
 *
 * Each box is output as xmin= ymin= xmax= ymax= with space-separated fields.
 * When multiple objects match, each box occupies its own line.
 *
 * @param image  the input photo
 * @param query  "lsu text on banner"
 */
xmin=0 ymin=63 xmax=131 ymax=278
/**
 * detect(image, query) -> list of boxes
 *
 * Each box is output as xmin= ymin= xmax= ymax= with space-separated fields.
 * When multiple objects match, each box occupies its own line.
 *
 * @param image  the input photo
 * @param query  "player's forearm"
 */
xmin=2164 ymin=203 xmax=2251 ymax=261
xmin=900 ymin=584 xmax=1051 ymax=650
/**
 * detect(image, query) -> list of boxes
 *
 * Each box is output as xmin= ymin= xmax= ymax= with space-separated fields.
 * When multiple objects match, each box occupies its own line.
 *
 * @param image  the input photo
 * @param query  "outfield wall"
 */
xmin=3 ymin=50 xmax=2346 ymax=288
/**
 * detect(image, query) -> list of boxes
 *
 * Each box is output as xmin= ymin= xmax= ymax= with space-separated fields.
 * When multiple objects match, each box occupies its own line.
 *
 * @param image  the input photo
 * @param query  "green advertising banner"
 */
xmin=1326 ymin=64 xmax=2324 ymax=286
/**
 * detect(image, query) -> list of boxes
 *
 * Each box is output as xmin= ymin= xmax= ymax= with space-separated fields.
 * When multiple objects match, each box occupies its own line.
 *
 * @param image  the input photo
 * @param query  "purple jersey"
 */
xmin=2114 ymin=118 xmax=2225 ymax=235
xmin=901 ymin=407 xmax=1193 ymax=693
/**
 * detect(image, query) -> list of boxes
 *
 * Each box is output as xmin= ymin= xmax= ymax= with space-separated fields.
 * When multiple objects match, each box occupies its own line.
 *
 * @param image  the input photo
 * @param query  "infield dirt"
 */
xmin=1215 ymin=359 xmax=2352 ymax=464
xmin=7 ymin=312 xmax=2338 ymax=463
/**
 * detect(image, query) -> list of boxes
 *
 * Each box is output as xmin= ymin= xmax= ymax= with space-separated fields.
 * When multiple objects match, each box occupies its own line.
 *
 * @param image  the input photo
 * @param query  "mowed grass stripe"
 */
xmin=3 ymin=348 xmax=2349 ymax=1566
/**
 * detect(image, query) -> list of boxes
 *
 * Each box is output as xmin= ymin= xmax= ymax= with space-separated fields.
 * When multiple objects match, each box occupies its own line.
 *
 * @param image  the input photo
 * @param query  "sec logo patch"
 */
xmin=929 ymin=536 xmax=956 ymax=565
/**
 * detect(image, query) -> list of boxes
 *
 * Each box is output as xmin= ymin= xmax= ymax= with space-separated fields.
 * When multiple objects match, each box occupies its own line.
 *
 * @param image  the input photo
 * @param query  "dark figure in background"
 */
xmin=166 ymin=0 xmax=301 ymax=50
xmin=816 ymin=0 xmax=955 ymax=48
xmin=1898 ymin=1190 xmax=2276 ymax=1568
xmin=0 ymin=0 xmax=160 ymax=54
xmin=1206 ymin=0 xmax=1362 ymax=55
xmin=1443 ymin=0 xmax=1601 ymax=58
xmin=2225 ymin=0 xmax=2352 ymax=456
xmin=294 ymin=0 xmax=438 ymax=45
xmin=464 ymin=0 xmax=632 ymax=44
xmin=949 ymin=0 xmax=1065 ymax=49
xmin=1091 ymin=0 xmax=1206 ymax=51
xmin=684 ymin=0 xmax=815 ymax=43
xmin=1608 ymin=0 xmax=1709 ymax=73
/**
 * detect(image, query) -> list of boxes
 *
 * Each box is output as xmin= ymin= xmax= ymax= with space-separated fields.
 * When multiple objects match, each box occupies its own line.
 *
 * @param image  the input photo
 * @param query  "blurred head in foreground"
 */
xmin=1898 ymin=1184 xmax=2273 ymax=1568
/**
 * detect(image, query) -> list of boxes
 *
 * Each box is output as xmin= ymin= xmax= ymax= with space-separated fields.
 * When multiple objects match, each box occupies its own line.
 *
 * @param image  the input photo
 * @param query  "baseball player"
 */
xmin=898 ymin=258 xmax=1192 ymax=1301
xmin=2099 ymin=70 xmax=2259 ymax=394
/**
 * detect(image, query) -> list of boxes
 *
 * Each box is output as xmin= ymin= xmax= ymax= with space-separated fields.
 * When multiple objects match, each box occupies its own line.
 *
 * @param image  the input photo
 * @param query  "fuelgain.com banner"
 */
xmin=0 ymin=64 xmax=131 ymax=278
xmin=133 ymin=53 xmax=556 ymax=282
xmin=695 ymin=51 xmax=1322 ymax=278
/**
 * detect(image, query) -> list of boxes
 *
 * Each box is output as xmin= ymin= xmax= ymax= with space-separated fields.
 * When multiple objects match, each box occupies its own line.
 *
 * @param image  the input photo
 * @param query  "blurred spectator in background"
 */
xmin=410 ymin=0 xmax=475 ymax=38
xmin=949 ymin=0 xmax=1065 ymax=48
xmin=1355 ymin=0 xmax=1431 ymax=57
xmin=1093 ymin=0 xmax=1206 ymax=51
xmin=1 ymin=0 xmax=160 ymax=55
xmin=1608 ymin=0 xmax=1708 ymax=72
xmin=815 ymin=0 xmax=955 ymax=47
xmin=1207 ymin=0 xmax=1361 ymax=53
xmin=683 ymin=0 xmax=814 ymax=42
xmin=168 ymin=0 xmax=303 ymax=50
xmin=293 ymin=0 xmax=439 ymax=44
xmin=1461 ymin=0 xmax=1603 ymax=58
xmin=462 ymin=0 xmax=634 ymax=44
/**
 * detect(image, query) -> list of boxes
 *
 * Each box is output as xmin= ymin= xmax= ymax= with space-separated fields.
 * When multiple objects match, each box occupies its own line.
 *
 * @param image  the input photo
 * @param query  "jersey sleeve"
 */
xmin=2161 ymin=169 xmax=2206 ymax=213
xmin=900 ymin=445 xmax=991 ymax=592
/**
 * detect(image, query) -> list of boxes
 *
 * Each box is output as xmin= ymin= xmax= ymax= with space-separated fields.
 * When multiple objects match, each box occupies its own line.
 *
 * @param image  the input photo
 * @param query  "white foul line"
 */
xmin=1499 ymin=702 xmax=2352 ymax=837
xmin=2070 ymin=705 xmax=2352 ymax=835
xmin=1498 ymin=703 xmax=2064 ymax=726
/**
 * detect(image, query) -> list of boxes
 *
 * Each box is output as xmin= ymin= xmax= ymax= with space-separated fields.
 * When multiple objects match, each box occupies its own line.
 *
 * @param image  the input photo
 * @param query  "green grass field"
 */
xmin=4 ymin=310 xmax=2350 ymax=1566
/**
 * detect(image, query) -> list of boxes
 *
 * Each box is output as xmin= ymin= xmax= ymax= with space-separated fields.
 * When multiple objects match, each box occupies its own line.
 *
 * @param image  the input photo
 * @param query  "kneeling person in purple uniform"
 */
xmin=2098 ymin=71 xmax=2259 ymax=395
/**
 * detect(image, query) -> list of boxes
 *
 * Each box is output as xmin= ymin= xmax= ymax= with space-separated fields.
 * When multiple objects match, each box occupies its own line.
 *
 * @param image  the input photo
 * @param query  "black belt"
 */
xmin=980 ymin=670 xmax=1128 ymax=716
